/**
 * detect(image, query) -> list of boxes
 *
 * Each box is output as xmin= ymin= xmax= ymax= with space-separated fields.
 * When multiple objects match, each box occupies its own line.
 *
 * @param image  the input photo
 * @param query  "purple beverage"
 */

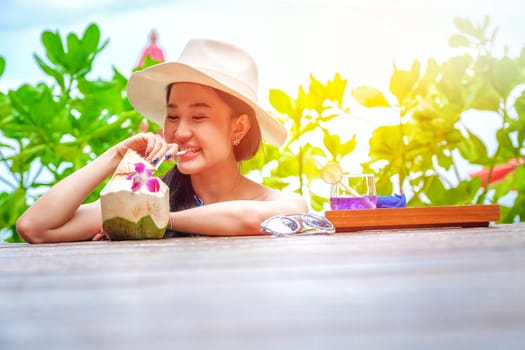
xmin=330 ymin=195 xmax=377 ymax=210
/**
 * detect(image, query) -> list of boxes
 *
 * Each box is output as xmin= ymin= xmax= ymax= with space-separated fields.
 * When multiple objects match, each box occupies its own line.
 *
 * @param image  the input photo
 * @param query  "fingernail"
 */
xmin=165 ymin=153 xmax=172 ymax=160
xmin=152 ymin=157 xmax=159 ymax=164
xmin=145 ymin=152 xmax=151 ymax=158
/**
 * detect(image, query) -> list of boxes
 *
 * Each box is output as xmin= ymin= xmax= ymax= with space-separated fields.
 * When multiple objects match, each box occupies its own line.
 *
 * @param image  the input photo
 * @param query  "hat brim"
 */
xmin=127 ymin=62 xmax=287 ymax=146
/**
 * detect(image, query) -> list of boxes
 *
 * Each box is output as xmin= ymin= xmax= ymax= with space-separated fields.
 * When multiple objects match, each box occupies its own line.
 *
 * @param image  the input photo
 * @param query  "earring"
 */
xmin=233 ymin=138 xmax=241 ymax=146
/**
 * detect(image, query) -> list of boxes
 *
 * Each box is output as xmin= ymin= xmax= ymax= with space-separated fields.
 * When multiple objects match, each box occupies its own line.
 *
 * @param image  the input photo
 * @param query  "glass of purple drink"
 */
xmin=330 ymin=174 xmax=377 ymax=210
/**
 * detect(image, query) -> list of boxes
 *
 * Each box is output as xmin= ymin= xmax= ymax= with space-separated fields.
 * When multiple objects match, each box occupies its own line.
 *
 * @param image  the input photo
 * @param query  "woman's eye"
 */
xmin=193 ymin=115 xmax=208 ymax=120
xmin=166 ymin=115 xmax=179 ymax=121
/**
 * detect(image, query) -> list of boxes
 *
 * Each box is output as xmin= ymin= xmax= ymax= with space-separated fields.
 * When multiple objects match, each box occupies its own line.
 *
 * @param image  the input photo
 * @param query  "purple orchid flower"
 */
xmin=126 ymin=162 xmax=160 ymax=192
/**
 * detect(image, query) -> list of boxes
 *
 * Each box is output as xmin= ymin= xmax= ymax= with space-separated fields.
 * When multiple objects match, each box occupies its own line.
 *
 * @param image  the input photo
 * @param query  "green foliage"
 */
xmin=0 ymin=56 xmax=5 ymax=77
xmin=33 ymin=23 xmax=109 ymax=90
xmin=448 ymin=16 xmax=497 ymax=54
xmin=356 ymin=16 xmax=525 ymax=222
xmin=0 ymin=23 xmax=144 ymax=242
xmin=1 ymin=16 xmax=524 ymax=242
xmin=352 ymin=86 xmax=391 ymax=108
xmin=242 ymin=73 xmax=355 ymax=211
xmin=133 ymin=55 xmax=164 ymax=71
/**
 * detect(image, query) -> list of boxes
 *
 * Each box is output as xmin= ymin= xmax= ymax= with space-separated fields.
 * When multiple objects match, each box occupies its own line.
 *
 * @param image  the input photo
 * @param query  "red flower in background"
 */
xmin=469 ymin=158 xmax=523 ymax=187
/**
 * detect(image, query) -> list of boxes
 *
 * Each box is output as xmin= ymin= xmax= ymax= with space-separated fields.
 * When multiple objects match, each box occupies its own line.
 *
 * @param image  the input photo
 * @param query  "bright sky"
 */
xmin=2 ymin=0 xmax=524 ymax=91
xmin=1 ymin=0 xmax=524 ymax=171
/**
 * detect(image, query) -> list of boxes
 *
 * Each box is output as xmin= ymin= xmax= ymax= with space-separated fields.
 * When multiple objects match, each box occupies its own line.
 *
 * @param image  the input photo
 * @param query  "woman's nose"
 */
xmin=173 ymin=119 xmax=192 ymax=142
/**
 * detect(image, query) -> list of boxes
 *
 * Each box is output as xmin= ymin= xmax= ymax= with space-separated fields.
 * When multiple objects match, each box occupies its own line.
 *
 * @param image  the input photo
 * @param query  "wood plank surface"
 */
xmin=1 ymin=223 xmax=524 ymax=350
xmin=326 ymin=204 xmax=500 ymax=231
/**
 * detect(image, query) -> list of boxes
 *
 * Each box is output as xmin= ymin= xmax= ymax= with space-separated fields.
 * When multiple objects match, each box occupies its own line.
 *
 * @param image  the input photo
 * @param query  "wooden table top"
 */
xmin=1 ymin=223 xmax=524 ymax=350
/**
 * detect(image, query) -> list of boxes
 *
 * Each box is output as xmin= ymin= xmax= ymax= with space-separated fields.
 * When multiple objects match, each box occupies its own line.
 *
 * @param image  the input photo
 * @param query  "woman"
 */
xmin=16 ymin=38 xmax=308 ymax=243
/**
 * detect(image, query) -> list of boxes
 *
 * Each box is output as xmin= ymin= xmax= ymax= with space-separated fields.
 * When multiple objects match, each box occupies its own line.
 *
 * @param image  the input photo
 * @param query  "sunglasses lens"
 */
xmin=262 ymin=216 xmax=300 ymax=235
xmin=303 ymin=214 xmax=334 ymax=231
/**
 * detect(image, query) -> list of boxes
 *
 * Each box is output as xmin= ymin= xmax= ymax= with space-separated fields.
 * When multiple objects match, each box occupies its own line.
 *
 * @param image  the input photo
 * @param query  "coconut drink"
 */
xmin=100 ymin=149 xmax=169 ymax=240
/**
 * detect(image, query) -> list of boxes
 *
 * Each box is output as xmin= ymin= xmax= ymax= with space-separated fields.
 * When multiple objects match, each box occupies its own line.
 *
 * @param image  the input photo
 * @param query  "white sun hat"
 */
xmin=127 ymin=38 xmax=287 ymax=146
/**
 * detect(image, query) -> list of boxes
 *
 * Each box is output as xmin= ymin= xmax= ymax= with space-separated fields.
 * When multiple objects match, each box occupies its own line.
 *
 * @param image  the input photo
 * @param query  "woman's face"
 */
xmin=164 ymin=82 xmax=237 ymax=174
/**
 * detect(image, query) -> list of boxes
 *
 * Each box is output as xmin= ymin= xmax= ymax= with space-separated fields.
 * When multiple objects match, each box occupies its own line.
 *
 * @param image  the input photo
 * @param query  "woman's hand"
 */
xmin=115 ymin=132 xmax=179 ymax=165
xmin=92 ymin=229 xmax=108 ymax=241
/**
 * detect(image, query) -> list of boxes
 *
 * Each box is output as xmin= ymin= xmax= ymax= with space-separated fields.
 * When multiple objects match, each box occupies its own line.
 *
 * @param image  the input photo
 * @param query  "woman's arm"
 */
xmin=16 ymin=147 xmax=122 ymax=243
xmin=16 ymin=133 xmax=177 ymax=243
xmin=169 ymin=192 xmax=308 ymax=236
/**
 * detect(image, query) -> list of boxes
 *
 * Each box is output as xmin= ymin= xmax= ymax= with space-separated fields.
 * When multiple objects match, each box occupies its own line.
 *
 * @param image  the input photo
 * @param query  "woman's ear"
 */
xmin=231 ymin=114 xmax=250 ymax=144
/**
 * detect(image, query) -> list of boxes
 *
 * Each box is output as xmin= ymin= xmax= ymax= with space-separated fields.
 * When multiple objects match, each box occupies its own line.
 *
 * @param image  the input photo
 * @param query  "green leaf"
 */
xmin=0 ymin=189 xmax=28 ymax=242
xmin=138 ymin=55 xmax=163 ymax=70
xmin=425 ymin=176 xmax=480 ymax=206
xmin=488 ymin=56 xmax=521 ymax=100
xmin=492 ymin=169 xmax=516 ymax=199
xmin=374 ymin=175 xmax=393 ymax=198
xmin=41 ymin=30 xmax=65 ymax=67
xmin=515 ymin=165 xmax=525 ymax=193
xmin=309 ymin=192 xmax=327 ymax=212
xmin=448 ymin=34 xmax=472 ymax=48
xmin=453 ymin=17 xmax=479 ymax=38
xmin=304 ymin=143 xmax=327 ymax=159
xmin=82 ymin=23 xmax=100 ymax=55
xmin=33 ymin=53 xmax=65 ymax=89
xmin=112 ymin=67 xmax=128 ymax=86
xmin=467 ymin=81 xmax=501 ymax=111
xmin=55 ymin=142 xmax=81 ymax=160
xmin=416 ymin=58 xmax=439 ymax=95
xmin=308 ymin=74 xmax=323 ymax=98
xmin=436 ymin=151 xmax=453 ymax=170
xmin=352 ymin=86 xmax=390 ymax=107
xmin=11 ymin=144 xmax=47 ymax=173
xmin=341 ymin=135 xmax=357 ymax=156
xmin=269 ymin=89 xmax=294 ymax=115
xmin=0 ymin=56 xmax=5 ymax=77
xmin=323 ymin=130 xmax=342 ymax=156
xmin=325 ymin=72 xmax=348 ymax=104
xmin=389 ymin=60 xmax=420 ymax=105
xmin=512 ymin=91 xmax=525 ymax=146
xmin=240 ymin=143 xmax=280 ymax=174
xmin=369 ymin=125 xmax=402 ymax=157
xmin=519 ymin=47 xmax=525 ymax=68
xmin=96 ymin=38 xmax=110 ymax=56
xmin=66 ymin=33 xmax=84 ymax=74
xmin=437 ymin=55 xmax=472 ymax=108
xmin=262 ymin=176 xmax=289 ymax=191
xmin=298 ymin=120 xmax=318 ymax=136
xmin=496 ymin=129 xmax=516 ymax=158
xmin=0 ymin=91 xmax=10 ymax=121
xmin=301 ymin=148 xmax=327 ymax=182
xmin=457 ymin=128 xmax=489 ymax=165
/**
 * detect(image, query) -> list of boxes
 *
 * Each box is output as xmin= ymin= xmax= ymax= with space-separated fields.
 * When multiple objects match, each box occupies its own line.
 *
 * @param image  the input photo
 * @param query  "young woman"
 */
xmin=16 ymin=38 xmax=308 ymax=243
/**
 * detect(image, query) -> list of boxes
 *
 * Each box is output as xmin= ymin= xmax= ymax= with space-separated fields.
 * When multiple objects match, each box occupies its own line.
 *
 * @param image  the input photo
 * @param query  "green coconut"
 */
xmin=100 ymin=150 xmax=170 ymax=240
xmin=102 ymin=216 xmax=165 ymax=240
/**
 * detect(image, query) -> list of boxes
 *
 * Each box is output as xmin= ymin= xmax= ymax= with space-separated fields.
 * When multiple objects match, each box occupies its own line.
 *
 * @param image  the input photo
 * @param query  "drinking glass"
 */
xmin=330 ymin=174 xmax=377 ymax=210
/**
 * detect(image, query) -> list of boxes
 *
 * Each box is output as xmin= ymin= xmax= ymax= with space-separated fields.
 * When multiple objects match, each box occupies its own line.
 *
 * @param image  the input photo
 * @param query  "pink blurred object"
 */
xmin=469 ymin=158 xmax=523 ymax=186
xmin=137 ymin=29 xmax=165 ymax=67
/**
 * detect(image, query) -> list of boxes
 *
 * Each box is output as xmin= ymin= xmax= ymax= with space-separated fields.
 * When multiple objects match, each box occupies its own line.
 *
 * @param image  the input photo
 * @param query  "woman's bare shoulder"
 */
xmin=242 ymin=177 xmax=307 ymax=208
xmin=251 ymin=182 xmax=307 ymax=209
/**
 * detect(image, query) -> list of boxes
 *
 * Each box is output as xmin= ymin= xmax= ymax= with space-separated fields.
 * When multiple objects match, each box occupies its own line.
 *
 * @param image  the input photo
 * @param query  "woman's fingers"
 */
xmin=143 ymin=133 xmax=162 ymax=161
xmin=92 ymin=231 xmax=108 ymax=241
xmin=163 ymin=143 xmax=179 ymax=162
xmin=118 ymin=132 xmax=179 ymax=165
xmin=144 ymin=134 xmax=179 ymax=166
xmin=151 ymin=143 xmax=179 ymax=167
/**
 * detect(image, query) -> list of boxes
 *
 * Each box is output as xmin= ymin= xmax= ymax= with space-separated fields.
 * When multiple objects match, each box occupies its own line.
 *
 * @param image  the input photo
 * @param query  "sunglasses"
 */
xmin=260 ymin=213 xmax=335 ymax=237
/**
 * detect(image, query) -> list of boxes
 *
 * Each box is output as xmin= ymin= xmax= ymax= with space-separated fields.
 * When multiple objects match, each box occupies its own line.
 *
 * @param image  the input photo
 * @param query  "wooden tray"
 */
xmin=325 ymin=204 xmax=500 ymax=232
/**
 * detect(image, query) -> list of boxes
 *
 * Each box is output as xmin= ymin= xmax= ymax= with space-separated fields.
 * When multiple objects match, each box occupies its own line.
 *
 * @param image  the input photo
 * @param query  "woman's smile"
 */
xmin=176 ymin=146 xmax=202 ymax=160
